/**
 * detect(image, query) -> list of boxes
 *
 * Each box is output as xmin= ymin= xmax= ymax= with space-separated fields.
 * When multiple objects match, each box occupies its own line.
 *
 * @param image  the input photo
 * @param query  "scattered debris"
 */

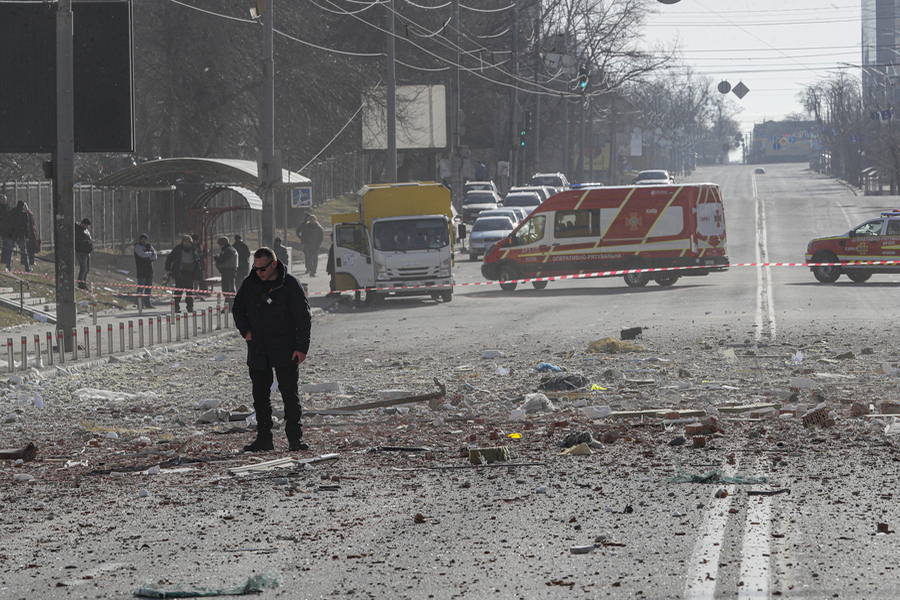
xmin=587 ymin=338 xmax=644 ymax=354
xmin=669 ymin=470 xmax=768 ymax=485
xmin=0 ymin=442 xmax=37 ymax=462
xmin=747 ymin=489 xmax=790 ymax=496
xmin=539 ymin=374 xmax=589 ymax=391
xmin=468 ymin=446 xmax=510 ymax=464
xmin=135 ymin=573 xmax=280 ymax=598
xmin=620 ymin=327 xmax=643 ymax=340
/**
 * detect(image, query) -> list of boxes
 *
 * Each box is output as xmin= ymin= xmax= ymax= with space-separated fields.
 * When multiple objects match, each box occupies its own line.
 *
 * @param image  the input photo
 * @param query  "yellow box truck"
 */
xmin=333 ymin=182 xmax=455 ymax=302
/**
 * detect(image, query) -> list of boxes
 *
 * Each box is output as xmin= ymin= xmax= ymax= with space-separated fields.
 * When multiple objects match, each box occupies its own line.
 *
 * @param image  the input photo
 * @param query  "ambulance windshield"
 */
xmin=511 ymin=215 xmax=546 ymax=246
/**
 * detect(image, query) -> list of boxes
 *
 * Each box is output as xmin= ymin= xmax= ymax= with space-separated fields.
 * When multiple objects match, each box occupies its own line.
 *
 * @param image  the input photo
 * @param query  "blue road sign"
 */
xmin=291 ymin=187 xmax=312 ymax=208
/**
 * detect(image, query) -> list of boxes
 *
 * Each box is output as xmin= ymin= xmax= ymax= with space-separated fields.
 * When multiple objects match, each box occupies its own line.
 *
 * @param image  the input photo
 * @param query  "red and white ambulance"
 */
xmin=480 ymin=183 xmax=729 ymax=290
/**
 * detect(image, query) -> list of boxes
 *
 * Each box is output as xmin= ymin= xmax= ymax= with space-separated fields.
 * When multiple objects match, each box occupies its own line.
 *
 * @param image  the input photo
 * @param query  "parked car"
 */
xmin=529 ymin=172 xmax=570 ymax=190
xmin=805 ymin=209 xmax=900 ymax=283
xmin=461 ymin=190 xmax=501 ymax=223
xmin=508 ymin=185 xmax=555 ymax=203
xmin=477 ymin=208 xmax=525 ymax=225
xmin=468 ymin=215 xmax=515 ymax=261
xmin=502 ymin=191 xmax=542 ymax=215
xmin=463 ymin=180 xmax=499 ymax=196
xmin=754 ymin=167 xmax=766 ymax=174
xmin=633 ymin=170 xmax=675 ymax=185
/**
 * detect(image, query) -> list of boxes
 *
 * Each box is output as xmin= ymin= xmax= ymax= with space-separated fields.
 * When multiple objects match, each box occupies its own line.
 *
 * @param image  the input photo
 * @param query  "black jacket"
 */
xmin=165 ymin=243 xmax=201 ymax=278
xmin=74 ymin=225 xmax=93 ymax=254
xmin=232 ymin=260 xmax=311 ymax=369
xmin=233 ymin=240 xmax=251 ymax=269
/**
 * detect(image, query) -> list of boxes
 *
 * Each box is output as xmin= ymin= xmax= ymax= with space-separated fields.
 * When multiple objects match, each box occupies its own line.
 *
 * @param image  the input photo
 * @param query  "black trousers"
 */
xmin=249 ymin=360 xmax=302 ymax=442
xmin=172 ymin=272 xmax=195 ymax=311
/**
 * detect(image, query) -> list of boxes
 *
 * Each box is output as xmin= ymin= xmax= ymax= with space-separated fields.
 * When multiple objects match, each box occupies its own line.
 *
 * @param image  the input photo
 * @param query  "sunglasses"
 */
xmin=252 ymin=260 xmax=274 ymax=272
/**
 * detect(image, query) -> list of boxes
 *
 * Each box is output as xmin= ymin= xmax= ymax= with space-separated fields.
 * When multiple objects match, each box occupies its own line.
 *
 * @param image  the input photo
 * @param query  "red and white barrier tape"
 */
xmin=6 ymin=260 xmax=898 ymax=300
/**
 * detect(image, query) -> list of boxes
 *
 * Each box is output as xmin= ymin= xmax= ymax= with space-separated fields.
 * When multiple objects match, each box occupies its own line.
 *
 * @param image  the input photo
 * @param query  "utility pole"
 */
xmin=531 ymin=3 xmax=543 ymax=173
xmin=609 ymin=95 xmax=618 ymax=184
xmin=54 ymin=0 xmax=76 ymax=350
xmin=386 ymin=0 xmax=397 ymax=182
xmin=260 ymin=0 xmax=279 ymax=244
xmin=561 ymin=94 xmax=568 ymax=176
xmin=449 ymin=0 xmax=460 ymax=203
xmin=508 ymin=0 xmax=519 ymax=187
xmin=576 ymin=96 xmax=585 ymax=182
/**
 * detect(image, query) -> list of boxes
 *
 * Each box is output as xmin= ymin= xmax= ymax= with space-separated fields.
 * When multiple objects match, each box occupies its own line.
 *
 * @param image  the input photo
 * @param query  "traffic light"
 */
xmin=576 ymin=66 xmax=590 ymax=94
xmin=519 ymin=111 xmax=531 ymax=147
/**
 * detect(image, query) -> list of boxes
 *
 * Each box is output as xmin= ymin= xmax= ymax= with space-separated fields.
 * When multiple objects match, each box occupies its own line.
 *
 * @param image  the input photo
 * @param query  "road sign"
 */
xmin=291 ymin=187 xmax=312 ymax=208
xmin=773 ymin=142 xmax=782 ymax=150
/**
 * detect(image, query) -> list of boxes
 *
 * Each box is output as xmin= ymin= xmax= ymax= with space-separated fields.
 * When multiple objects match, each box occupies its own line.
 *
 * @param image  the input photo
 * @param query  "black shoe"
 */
xmin=288 ymin=440 xmax=309 ymax=451
xmin=243 ymin=438 xmax=274 ymax=452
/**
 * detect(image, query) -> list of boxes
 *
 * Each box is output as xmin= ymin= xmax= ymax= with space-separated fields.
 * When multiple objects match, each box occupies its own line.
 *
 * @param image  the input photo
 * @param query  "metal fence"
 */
xmin=0 ymin=151 xmax=369 ymax=254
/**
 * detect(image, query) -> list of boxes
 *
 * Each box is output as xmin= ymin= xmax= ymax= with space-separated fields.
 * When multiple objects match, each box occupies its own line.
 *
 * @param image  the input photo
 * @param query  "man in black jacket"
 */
xmin=164 ymin=236 xmax=201 ymax=312
xmin=232 ymin=247 xmax=312 ymax=452
xmin=233 ymin=234 xmax=251 ymax=286
xmin=3 ymin=201 xmax=32 ymax=272
xmin=74 ymin=218 xmax=93 ymax=289
xmin=133 ymin=233 xmax=157 ymax=308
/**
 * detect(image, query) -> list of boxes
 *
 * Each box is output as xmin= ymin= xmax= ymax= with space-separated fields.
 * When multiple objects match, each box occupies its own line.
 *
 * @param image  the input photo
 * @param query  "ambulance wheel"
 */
xmin=623 ymin=271 xmax=650 ymax=288
xmin=654 ymin=274 xmax=679 ymax=287
xmin=498 ymin=263 xmax=519 ymax=292
xmin=532 ymin=280 xmax=548 ymax=290
xmin=812 ymin=252 xmax=841 ymax=283
xmin=846 ymin=270 xmax=872 ymax=283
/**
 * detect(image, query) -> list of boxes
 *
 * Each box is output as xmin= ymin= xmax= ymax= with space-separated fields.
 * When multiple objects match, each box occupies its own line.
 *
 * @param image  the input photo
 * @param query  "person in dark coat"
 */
xmin=326 ymin=233 xmax=338 ymax=295
xmin=133 ymin=233 xmax=157 ymax=308
xmin=74 ymin=218 xmax=93 ymax=289
xmin=233 ymin=234 xmax=251 ymax=286
xmin=3 ymin=201 xmax=32 ymax=272
xmin=295 ymin=214 xmax=324 ymax=276
xmin=231 ymin=247 xmax=312 ymax=453
xmin=164 ymin=235 xmax=201 ymax=312
xmin=24 ymin=202 xmax=38 ymax=267
xmin=213 ymin=236 xmax=238 ymax=307
xmin=0 ymin=195 xmax=10 ymax=267
xmin=272 ymin=237 xmax=289 ymax=266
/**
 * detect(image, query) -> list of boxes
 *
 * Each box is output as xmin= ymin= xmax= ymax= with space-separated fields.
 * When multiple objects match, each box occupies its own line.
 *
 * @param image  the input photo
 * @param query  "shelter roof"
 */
xmin=95 ymin=157 xmax=310 ymax=190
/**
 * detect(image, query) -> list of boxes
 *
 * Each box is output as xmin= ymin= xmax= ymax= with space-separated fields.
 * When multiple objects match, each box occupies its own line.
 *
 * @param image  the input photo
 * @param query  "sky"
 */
xmin=641 ymin=1 xmax=863 ymax=135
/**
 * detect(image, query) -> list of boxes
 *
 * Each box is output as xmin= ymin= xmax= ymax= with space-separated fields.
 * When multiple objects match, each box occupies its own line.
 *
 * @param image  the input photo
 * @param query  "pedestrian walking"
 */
xmin=2 ymin=201 xmax=32 ymax=272
xmin=232 ymin=247 xmax=312 ymax=452
xmin=165 ymin=235 xmax=201 ymax=312
xmin=24 ymin=202 xmax=38 ymax=267
xmin=295 ymin=213 xmax=324 ymax=276
xmin=213 ymin=236 xmax=238 ymax=307
xmin=74 ymin=218 xmax=93 ymax=288
xmin=133 ymin=234 xmax=157 ymax=308
xmin=272 ymin=237 xmax=289 ymax=266
xmin=233 ymin=233 xmax=251 ymax=286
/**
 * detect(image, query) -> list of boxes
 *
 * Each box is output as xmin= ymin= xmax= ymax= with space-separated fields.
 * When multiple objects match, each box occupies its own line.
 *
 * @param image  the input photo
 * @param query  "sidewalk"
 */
xmin=0 ymin=249 xmax=335 ymax=375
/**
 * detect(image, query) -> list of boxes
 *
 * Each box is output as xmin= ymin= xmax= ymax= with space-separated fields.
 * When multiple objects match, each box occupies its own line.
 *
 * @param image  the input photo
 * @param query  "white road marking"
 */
xmin=684 ymin=486 xmax=736 ymax=600
xmin=753 ymin=174 xmax=776 ymax=342
xmin=738 ymin=493 xmax=773 ymax=600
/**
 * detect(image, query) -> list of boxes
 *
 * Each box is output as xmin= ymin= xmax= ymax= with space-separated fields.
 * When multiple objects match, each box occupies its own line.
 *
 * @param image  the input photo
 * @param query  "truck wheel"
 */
xmin=812 ymin=252 xmax=841 ymax=283
xmin=846 ymin=270 xmax=872 ymax=283
xmin=440 ymin=290 xmax=453 ymax=302
xmin=532 ymin=280 xmax=548 ymax=290
xmin=498 ymin=263 xmax=519 ymax=292
xmin=623 ymin=271 xmax=650 ymax=287
xmin=654 ymin=274 xmax=679 ymax=287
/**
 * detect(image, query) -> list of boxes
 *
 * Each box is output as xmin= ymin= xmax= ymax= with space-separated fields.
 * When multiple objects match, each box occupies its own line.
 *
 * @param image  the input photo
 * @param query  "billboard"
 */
xmin=362 ymin=84 xmax=447 ymax=150
xmin=0 ymin=1 xmax=134 ymax=153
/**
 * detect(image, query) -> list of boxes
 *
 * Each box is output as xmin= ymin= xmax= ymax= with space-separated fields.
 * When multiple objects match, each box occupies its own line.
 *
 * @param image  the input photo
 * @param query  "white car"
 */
xmin=529 ymin=172 xmax=570 ymax=190
xmin=468 ymin=215 xmax=515 ymax=261
xmin=462 ymin=190 xmax=501 ymax=223
xmin=633 ymin=170 xmax=675 ymax=185
xmin=477 ymin=207 xmax=526 ymax=224
xmin=502 ymin=191 xmax=542 ymax=215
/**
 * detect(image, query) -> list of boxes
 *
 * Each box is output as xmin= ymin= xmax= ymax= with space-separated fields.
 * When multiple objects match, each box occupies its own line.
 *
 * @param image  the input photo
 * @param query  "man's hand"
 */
xmin=245 ymin=330 xmax=252 ymax=341
xmin=292 ymin=351 xmax=307 ymax=365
